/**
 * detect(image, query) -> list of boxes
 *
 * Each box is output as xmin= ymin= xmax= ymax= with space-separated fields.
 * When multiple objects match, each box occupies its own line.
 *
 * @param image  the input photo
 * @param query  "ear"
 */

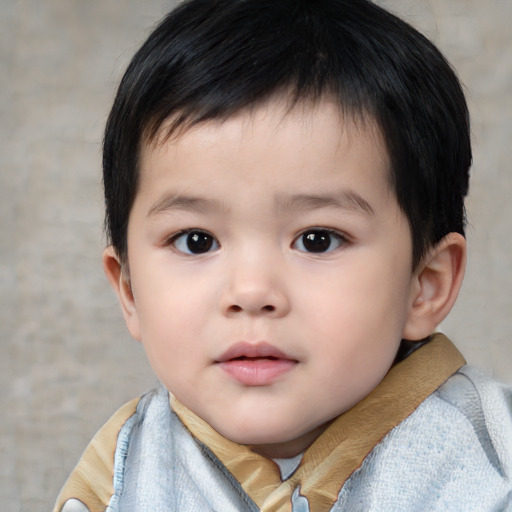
xmin=402 ymin=233 xmax=466 ymax=341
xmin=102 ymin=246 xmax=142 ymax=341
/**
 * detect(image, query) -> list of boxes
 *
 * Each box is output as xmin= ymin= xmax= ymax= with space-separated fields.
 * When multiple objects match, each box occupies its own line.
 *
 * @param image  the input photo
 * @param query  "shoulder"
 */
xmin=337 ymin=367 xmax=512 ymax=510
xmin=53 ymin=396 xmax=143 ymax=512
xmin=435 ymin=366 xmax=512 ymax=476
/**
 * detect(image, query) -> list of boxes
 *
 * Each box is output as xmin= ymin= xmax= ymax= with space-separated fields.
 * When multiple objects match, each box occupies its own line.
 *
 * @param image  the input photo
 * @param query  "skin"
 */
xmin=104 ymin=98 xmax=466 ymax=458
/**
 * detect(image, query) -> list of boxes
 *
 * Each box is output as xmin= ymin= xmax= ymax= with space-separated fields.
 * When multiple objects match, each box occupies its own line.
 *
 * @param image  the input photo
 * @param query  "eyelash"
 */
xmin=167 ymin=229 xmax=220 ymax=255
xmin=167 ymin=227 xmax=348 ymax=256
xmin=292 ymin=228 xmax=348 ymax=254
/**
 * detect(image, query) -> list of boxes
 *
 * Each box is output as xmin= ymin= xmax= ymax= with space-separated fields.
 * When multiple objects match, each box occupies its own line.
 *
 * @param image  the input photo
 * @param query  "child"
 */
xmin=54 ymin=0 xmax=512 ymax=510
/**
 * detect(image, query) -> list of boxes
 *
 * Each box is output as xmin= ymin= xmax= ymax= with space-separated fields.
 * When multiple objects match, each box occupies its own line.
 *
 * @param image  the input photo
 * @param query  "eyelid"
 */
xmin=294 ymin=226 xmax=349 ymax=241
xmin=292 ymin=227 xmax=349 ymax=253
xmin=167 ymin=228 xmax=220 ymax=255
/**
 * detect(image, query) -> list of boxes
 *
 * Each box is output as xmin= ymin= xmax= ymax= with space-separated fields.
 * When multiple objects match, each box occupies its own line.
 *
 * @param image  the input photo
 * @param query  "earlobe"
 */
xmin=402 ymin=233 xmax=466 ymax=341
xmin=102 ymin=246 xmax=142 ymax=341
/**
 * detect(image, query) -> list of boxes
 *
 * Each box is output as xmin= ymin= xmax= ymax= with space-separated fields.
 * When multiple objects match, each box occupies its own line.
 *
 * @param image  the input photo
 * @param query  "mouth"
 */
xmin=216 ymin=342 xmax=298 ymax=386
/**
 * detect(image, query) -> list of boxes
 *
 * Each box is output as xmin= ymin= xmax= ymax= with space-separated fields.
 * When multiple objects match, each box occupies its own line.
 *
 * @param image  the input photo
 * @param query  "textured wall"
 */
xmin=1 ymin=1 xmax=510 ymax=510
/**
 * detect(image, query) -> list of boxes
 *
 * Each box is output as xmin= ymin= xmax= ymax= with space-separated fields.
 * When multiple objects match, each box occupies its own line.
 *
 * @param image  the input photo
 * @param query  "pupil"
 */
xmin=303 ymin=231 xmax=330 ymax=252
xmin=187 ymin=232 xmax=213 ymax=253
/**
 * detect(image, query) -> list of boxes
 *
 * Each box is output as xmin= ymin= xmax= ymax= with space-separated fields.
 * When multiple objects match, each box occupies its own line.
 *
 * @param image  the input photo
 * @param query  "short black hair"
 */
xmin=103 ymin=0 xmax=471 ymax=267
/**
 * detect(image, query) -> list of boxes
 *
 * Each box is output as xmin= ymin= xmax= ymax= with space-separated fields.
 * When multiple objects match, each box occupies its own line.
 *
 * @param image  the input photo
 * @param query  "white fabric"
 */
xmin=272 ymin=453 xmax=303 ymax=480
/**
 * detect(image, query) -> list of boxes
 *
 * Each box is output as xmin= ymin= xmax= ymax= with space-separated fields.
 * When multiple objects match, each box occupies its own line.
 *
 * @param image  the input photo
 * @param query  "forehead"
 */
xmin=139 ymin=97 xmax=390 ymax=187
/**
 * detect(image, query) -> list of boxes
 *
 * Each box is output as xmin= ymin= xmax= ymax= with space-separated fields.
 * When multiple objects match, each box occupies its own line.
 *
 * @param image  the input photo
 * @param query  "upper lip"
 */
xmin=216 ymin=342 xmax=296 ymax=363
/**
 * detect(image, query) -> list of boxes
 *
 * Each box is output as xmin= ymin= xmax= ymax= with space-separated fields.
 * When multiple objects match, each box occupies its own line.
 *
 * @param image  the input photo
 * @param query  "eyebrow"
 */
xmin=274 ymin=191 xmax=375 ymax=216
xmin=147 ymin=193 xmax=227 ymax=217
xmin=147 ymin=189 xmax=375 ymax=218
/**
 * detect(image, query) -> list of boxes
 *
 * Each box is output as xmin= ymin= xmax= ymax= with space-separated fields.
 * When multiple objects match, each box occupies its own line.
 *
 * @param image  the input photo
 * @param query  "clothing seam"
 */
xmin=105 ymin=411 xmax=140 ymax=512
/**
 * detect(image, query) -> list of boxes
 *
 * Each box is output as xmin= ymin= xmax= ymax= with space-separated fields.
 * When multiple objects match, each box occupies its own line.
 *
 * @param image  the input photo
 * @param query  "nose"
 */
xmin=220 ymin=255 xmax=290 ymax=318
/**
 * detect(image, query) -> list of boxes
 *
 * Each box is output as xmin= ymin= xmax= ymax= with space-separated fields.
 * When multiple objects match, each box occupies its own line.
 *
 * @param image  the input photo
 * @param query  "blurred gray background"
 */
xmin=1 ymin=1 xmax=511 ymax=510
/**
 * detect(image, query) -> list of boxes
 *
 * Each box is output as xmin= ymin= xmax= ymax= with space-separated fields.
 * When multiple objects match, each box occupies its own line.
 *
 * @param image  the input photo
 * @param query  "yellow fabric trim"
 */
xmin=53 ymin=398 xmax=140 ymax=512
xmin=172 ymin=333 xmax=465 ymax=512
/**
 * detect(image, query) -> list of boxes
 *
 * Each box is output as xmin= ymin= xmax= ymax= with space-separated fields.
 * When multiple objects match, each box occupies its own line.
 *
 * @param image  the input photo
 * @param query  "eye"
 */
xmin=293 ymin=229 xmax=345 ymax=253
xmin=171 ymin=230 xmax=219 ymax=255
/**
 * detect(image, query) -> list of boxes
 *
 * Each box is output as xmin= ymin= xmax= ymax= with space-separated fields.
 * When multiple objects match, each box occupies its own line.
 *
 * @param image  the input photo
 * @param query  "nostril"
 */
xmin=227 ymin=304 xmax=276 ymax=313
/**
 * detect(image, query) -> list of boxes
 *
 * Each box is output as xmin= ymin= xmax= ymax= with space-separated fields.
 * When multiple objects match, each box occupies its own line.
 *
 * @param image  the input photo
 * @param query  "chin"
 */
xmin=214 ymin=419 xmax=296 ymax=446
xmin=225 ymin=427 xmax=286 ymax=445
xmin=213 ymin=416 xmax=329 ymax=458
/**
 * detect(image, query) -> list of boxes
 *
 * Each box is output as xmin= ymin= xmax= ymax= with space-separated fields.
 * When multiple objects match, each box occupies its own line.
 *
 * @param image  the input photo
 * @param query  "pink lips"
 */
xmin=216 ymin=342 xmax=297 ymax=386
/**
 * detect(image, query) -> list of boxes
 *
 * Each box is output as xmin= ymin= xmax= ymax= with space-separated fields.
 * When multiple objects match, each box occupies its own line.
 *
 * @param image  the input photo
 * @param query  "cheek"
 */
xmin=131 ymin=286 xmax=189 ymax=359
xmin=295 ymin=260 xmax=411 ymax=361
xmin=295 ymin=265 xmax=397 ymax=325
xmin=134 ymin=259 xmax=214 ymax=316
xmin=139 ymin=305 xmax=200 ymax=396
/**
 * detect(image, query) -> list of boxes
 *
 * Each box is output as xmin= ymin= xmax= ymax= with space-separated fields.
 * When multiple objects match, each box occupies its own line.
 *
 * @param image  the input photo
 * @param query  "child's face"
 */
xmin=122 ymin=98 xmax=419 ymax=457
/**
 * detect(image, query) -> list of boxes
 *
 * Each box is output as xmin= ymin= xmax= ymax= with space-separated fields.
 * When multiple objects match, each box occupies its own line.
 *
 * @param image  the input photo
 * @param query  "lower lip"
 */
xmin=218 ymin=358 xmax=297 ymax=386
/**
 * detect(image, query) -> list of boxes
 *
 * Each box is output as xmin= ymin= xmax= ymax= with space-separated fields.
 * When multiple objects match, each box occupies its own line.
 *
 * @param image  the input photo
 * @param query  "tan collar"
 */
xmin=171 ymin=333 xmax=465 ymax=512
